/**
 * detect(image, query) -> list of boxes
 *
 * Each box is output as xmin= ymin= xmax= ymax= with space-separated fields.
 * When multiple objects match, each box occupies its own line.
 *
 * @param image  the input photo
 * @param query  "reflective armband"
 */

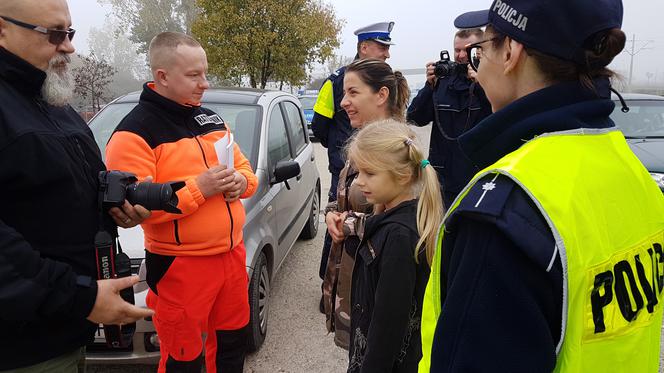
xmin=313 ymin=80 xmax=335 ymax=119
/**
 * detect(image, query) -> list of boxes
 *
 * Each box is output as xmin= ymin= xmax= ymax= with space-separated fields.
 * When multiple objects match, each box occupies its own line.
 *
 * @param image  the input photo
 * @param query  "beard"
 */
xmin=41 ymin=54 xmax=74 ymax=107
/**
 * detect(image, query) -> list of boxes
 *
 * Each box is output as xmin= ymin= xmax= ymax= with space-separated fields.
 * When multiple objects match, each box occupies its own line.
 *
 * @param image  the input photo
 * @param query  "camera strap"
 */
xmin=432 ymin=78 xmax=477 ymax=141
xmin=94 ymin=185 xmax=134 ymax=348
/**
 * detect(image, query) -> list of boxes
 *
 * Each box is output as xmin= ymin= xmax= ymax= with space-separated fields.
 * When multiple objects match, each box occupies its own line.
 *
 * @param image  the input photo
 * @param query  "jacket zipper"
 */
xmin=188 ymin=123 xmax=235 ymax=250
xmin=173 ymin=220 xmax=181 ymax=245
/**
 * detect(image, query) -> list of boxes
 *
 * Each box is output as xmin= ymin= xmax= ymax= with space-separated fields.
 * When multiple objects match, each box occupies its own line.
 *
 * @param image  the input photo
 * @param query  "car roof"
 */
xmin=611 ymin=92 xmax=664 ymax=101
xmin=112 ymin=87 xmax=291 ymax=106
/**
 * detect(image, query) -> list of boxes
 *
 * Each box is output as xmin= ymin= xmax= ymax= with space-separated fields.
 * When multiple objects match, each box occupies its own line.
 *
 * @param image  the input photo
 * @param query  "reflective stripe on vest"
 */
xmin=420 ymin=129 xmax=664 ymax=372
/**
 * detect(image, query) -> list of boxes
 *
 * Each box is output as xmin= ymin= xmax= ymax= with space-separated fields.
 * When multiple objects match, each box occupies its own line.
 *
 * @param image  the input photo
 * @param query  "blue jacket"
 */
xmin=429 ymin=78 xmax=616 ymax=372
xmin=311 ymin=67 xmax=355 ymax=176
xmin=407 ymin=73 xmax=491 ymax=200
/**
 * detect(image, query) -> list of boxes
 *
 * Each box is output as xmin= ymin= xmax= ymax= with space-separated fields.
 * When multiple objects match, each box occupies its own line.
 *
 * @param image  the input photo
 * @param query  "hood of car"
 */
xmin=627 ymin=138 xmax=664 ymax=173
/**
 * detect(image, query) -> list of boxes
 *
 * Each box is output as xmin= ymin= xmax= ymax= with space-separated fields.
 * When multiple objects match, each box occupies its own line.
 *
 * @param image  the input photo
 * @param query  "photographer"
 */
xmin=0 ymin=0 xmax=153 ymax=371
xmin=407 ymin=29 xmax=492 ymax=207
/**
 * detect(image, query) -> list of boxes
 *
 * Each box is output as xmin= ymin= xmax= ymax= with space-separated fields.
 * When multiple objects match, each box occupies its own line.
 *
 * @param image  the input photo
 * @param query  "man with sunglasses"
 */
xmin=0 ymin=0 xmax=153 ymax=371
xmin=407 ymin=29 xmax=492 ymax=208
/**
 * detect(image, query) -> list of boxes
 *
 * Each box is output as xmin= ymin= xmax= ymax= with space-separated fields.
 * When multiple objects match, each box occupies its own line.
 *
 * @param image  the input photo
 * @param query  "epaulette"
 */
xmin=452 ymin=172 xmax=515 ymax=218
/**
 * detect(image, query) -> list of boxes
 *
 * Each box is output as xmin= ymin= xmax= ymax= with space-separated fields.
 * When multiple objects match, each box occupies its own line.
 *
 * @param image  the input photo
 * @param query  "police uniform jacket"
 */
xmin=407 ymin=73 xmax=491 ymax=201
xmin=348 ymin=199 xmax=430 ymax=373
xmin=0 ymin=47 xmax=103 ymax=369
xmin=311 ymin=66 xmax=354 ymax=177
xmin=429 ymin=79 xmax=618 ymax=372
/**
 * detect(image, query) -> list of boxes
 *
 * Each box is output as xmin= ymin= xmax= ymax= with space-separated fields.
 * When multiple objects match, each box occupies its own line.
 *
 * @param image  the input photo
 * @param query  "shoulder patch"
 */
xmin=454 ymin=173 xmax=515 ymax=218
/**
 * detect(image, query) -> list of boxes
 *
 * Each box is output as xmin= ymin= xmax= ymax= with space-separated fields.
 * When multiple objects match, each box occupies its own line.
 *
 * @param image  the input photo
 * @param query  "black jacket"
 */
xmin=0 ymin=48 xmax=102 ymax=369
xmin=407 ymin=73 xmax=492 ymax=204
xmin=348 ymin=200 xmax=430 ymax=373
xmin=311 ymin=66 xmax=355 ymax=177
xmin=429 ymin=78 xmax=616 ymax=372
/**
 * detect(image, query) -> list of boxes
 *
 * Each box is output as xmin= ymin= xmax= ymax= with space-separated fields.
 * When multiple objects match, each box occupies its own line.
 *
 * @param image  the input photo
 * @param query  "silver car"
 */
xmin=86 ymin=88 xmax=321 ymax=364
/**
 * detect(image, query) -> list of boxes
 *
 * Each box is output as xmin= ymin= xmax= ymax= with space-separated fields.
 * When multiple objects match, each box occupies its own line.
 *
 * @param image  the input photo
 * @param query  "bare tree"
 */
xmin=74 ymin=53 xmax=117 ymax=112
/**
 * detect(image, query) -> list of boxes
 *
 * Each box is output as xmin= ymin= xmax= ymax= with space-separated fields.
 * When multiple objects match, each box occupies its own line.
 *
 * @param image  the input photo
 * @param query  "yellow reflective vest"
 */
xmin=420 ymin=129 xmax=664 ymax=372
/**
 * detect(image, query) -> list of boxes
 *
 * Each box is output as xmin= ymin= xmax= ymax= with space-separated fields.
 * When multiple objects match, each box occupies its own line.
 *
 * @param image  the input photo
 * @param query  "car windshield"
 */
xmin=611 ymin=100 xmax=664 ymax=138
xmin=89 ymin=102 xmax=262 ymax=170
xmin=299 ymin=96 xmax=316 ymax=110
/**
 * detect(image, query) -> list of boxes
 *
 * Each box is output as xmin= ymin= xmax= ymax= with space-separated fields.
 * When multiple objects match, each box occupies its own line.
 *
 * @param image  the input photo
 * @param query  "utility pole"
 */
xmin=624 ymin=34 xmax=653 ymax=90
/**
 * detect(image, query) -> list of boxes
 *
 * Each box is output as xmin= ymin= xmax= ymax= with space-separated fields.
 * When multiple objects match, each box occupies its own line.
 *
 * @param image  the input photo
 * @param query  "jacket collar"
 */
xmin=364 ymin=199 xmax=419 ymax=238
xmin=459 ymin=77 xmax=616 ymax=170
xmin=0 ymin=47 xmax=46 ymax=97
xmin=139 ymin=82 xmax=200 ymax=121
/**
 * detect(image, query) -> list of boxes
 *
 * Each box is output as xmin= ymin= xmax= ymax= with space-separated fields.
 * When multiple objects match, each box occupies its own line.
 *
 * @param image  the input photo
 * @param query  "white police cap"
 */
xmin=353 ymin=21 xmax=395 ymax=45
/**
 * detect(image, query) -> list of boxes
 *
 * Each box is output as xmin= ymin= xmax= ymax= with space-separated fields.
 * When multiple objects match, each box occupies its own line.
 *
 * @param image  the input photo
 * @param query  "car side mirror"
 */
xmin=271 ymin=160 xmax=300 ymax=190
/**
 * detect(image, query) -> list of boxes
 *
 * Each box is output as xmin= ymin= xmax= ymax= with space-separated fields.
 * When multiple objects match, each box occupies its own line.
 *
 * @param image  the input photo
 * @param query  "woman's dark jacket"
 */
xmin=348 ymin=199 xmax=430 ymax=373
xmin=0 ymin=47 xmax=103 ymax=369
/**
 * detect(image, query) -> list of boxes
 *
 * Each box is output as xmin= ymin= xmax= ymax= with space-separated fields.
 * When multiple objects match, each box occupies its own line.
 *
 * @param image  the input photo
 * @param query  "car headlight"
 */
xmin=651 ymin=173 xmax=664 ymax=190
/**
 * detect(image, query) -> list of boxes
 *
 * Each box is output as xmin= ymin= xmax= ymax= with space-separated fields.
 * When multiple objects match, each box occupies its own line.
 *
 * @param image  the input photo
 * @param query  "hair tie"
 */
xmin=404 ymin=138 xmax=413 ymax=146
xmin=420 ymin=159 xmax=430 ymax=169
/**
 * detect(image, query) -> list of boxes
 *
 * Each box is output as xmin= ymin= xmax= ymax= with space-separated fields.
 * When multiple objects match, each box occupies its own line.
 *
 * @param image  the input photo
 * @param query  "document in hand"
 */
xmin=214 ymin=132 xmax=234 ymax=171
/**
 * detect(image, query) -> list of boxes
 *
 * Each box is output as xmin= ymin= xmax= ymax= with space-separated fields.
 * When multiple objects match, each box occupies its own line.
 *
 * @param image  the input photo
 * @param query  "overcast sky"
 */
xmin=68 ymin=0 xmax=663 ymax=87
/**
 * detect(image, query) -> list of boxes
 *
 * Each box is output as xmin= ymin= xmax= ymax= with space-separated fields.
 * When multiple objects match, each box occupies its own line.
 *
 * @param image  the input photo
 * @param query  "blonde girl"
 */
xmin=343 ymin=120 xmax=442 ymax=373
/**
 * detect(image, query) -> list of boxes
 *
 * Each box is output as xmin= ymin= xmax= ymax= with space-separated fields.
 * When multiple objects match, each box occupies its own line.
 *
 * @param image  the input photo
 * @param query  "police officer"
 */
xmin=407 ymin=29 xmax=492 ymax=207
xmin=312 ymin=21 xmax=395 ymax=285
xmin=419 ymin=0 xmax=664 ymax=372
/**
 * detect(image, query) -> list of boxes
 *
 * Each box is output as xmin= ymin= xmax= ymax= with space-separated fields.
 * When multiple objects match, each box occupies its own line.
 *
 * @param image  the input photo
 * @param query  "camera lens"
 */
xmin=125 ymin=181 xmax=184 ymax=214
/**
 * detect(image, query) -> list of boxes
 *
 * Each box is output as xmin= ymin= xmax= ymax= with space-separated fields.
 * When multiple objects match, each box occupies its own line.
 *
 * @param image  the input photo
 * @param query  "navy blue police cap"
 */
xmin=354 ymin=21 xmax=396 ymax=45
xmin=454 ymin=0 xmax=623 ymax=64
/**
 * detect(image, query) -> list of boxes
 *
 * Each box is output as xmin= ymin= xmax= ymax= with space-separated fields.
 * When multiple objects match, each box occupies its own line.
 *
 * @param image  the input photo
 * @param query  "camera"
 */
xmin=98 ymin=170 xmax=185 ymax=214
xmin=94 ymin=170 xmax=184 ymax=348
xmin=433 ymin=50 xmax=469 ymax=78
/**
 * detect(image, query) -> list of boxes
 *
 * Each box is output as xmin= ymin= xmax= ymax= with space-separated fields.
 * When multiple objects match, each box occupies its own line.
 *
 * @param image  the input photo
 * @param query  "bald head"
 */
xmin=149 ymin=32 xmax=203 ymax=72
xmin=0 ymin=0 xmax=74 ymax=71
xmin=0 ymin=0 xmax=70 ymax=24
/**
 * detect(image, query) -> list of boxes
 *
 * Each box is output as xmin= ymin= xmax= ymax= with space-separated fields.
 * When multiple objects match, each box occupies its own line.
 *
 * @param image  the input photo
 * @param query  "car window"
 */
xmin=298 ymin=96 xmax=316 ymax=110
xmin=611 ymin=100 xmax=664 ymax=138
xmin=205 ymin=103 xmax=261 ymax=170
xmin=89 ymin=102 xmax=262 ymax=170
xmin=89 ymin=103 xmax=136 ymax=160
xmin=282 ymin=101 xmax=307 ymax=155
xmin=267 ymin=105 xmax=291 ymax=173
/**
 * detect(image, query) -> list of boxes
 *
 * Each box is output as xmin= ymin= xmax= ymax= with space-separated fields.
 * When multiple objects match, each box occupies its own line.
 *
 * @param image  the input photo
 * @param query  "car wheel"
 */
xmin=247 ymin=252 xmax=269 ymax=352
xmin=299 ymin=182 xmax=320 ymax=239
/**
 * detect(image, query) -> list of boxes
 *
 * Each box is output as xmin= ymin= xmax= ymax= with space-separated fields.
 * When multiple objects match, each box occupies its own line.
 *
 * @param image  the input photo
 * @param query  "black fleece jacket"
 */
xmin=348 ymin=199 xmax=430 ymax=373
xmin=0 ymin=47 xmax=102 ymax=369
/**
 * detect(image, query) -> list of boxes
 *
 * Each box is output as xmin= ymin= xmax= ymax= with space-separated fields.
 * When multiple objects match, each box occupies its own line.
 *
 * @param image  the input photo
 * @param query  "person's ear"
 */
xmin=504 ymin=38 xmax=525 ymax=75
xmin=155 ymin=69 xmax=168 ymax=86
xmin=376 ymin=86 xmax=389 ymax=106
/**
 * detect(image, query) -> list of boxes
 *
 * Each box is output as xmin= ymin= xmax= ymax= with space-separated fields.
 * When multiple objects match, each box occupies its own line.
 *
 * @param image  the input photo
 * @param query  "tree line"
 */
xmin=74 ymin=0 xmax=344 ymax=113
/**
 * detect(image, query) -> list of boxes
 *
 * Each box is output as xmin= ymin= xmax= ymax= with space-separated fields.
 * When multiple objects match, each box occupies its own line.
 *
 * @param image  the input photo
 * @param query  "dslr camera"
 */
xmin=99 ymin=170 xmax=185 ymax=214
xmin=433 ymin=50 xmax=469 ymax=78
xmin=95 ymin=170 xmax=184 ymax=348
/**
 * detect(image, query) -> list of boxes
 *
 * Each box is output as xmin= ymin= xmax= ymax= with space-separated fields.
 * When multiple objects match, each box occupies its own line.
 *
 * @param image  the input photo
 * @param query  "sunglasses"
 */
xmin=465 ymin=37 xmax=501 ymax=72
xmin=1 ymin=16 xmax=75 ymax=45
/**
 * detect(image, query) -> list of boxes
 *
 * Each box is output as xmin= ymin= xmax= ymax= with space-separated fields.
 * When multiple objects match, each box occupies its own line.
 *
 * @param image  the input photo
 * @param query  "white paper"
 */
xmin=214 ymin=132 xmax=234 ymax=170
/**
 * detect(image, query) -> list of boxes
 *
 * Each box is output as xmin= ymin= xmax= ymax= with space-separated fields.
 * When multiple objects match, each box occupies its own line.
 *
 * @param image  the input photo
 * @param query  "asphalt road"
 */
xmin=88 ymin=124 xmax=664 ymax=372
